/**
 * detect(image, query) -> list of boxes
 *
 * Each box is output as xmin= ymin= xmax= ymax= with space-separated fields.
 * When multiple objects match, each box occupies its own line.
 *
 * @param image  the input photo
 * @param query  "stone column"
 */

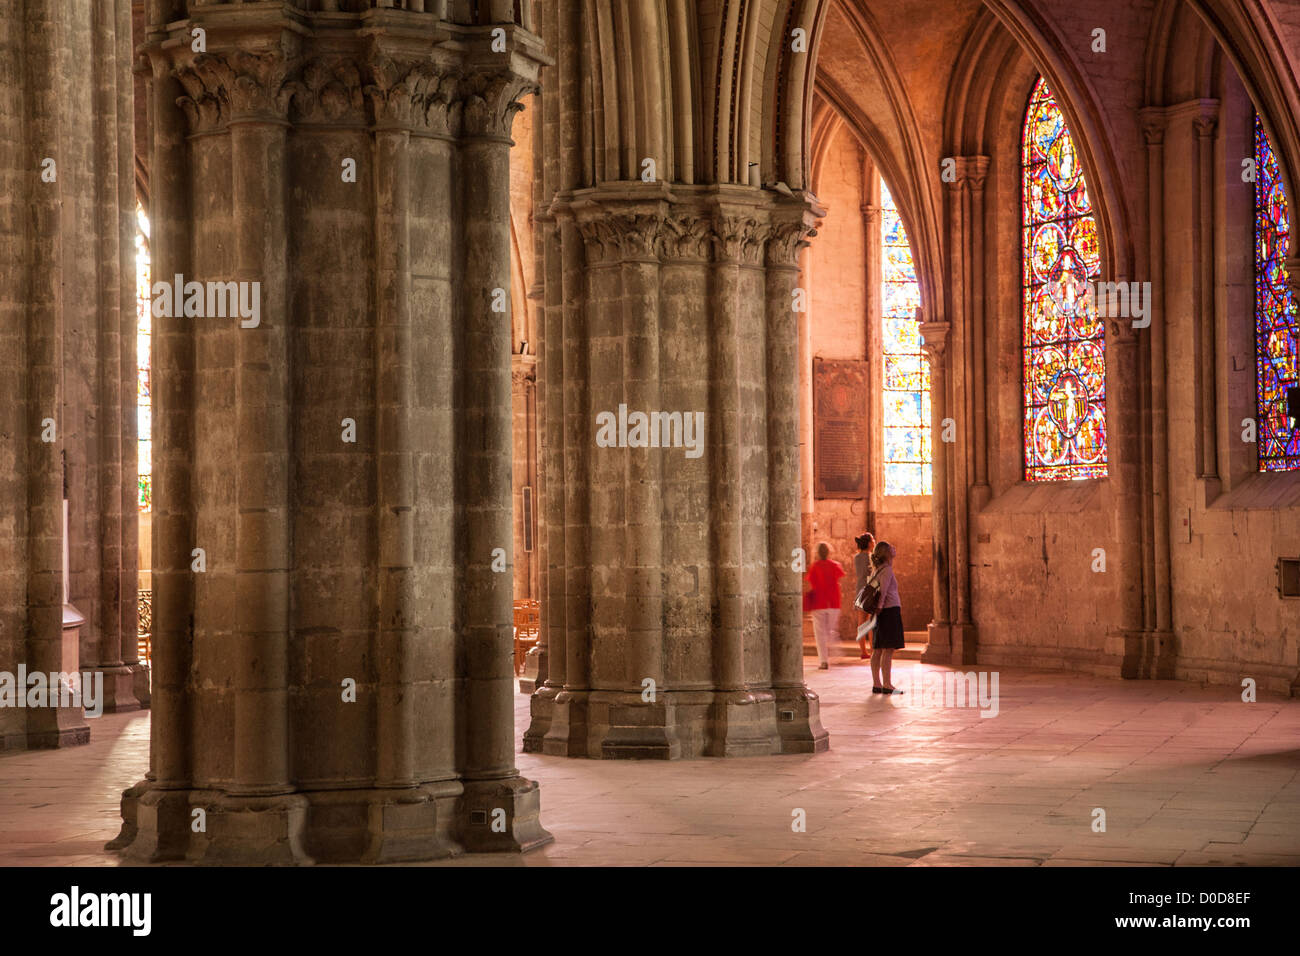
xmin=90 ymin=0 xmax=141 ymax=716
xmin=1109 ymin=312 xmax=1147 ymax=678
xmin=526 ymin=187 xmax=826 ymax=759
xmin=113 ymin=8 xmax=550 ymax=865
xmin=943 ymin=157 xmax=987 ymax=664
xmin=0 ymin=0 xmax=147 ymax=749
xmin=1138 ymin=108 xmax=1176 ymax=678
xmin=919 ymin=320 xmax=952 ymax=664
xmin=768 ymin=219 xmax=828 ymax=753
xmin=1193 ymin=111 xmax=1220 ymax=492
xmin=456 ymin=73 xmax=548 ymax=850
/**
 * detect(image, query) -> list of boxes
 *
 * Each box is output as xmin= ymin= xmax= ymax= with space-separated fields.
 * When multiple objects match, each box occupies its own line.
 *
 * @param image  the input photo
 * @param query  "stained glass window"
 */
xmin=1255 ymin=114 xmax=1299 ymax=471
xmin=880 ymin=177 xmax=931 ymax=495
xmin=136 ymin=205 xmax=152 ymax=512
xmin=1022 ymin=78 xmax=1107 ymax=481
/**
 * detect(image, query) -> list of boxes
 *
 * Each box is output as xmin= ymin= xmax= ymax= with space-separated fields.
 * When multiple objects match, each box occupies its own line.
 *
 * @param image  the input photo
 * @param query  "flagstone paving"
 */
xmin=2 ymin=656 xmax=1297 ymax=866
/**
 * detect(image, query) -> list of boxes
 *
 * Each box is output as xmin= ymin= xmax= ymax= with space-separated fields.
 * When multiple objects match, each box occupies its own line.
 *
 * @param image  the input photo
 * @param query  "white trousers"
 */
xmin=811 ymin=608 xmax=840 ymax=665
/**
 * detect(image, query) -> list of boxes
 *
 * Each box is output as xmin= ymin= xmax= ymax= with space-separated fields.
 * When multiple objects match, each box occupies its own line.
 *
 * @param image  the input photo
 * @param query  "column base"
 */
xmin=22 ymin=704 xmax=91 ymax=749
xmin=517 ymin=642 xmax=547 ymax=695
xmin=111 ymin=783 xmax=194 ymax=862
xmin=1142 ymin=629 xmax=1177 ymax=679
xmin=951 ymin=622 xmax=979 ymax=666
xmin=187 ymin=792 xmax=314 ymax=865
xmin=110 ymin=778 xmax=551 ymax=863
xmin=521 ymin=683 xmax=558 ymax=753
xmin=95 ymin=664 xmax=141 ymax=713
xmin=311 ymin=784 xmax=463 ymax=863
xmin=921 ymin=621 xmax=953 ymax=665
xmin=130 ymin=661 xmax=151 ymax=708
xmin=1109 ymin=629 xmax=1145 ymax=679
xmin=529 ymin=687 xmax=795 ymax=759
xmin=457 ymin=775 xmax=553 ymax=853
xmin=708 ymin=690 xmax=782 ymax=757
xmin=772 ymin=685 xmax=829 ymax=753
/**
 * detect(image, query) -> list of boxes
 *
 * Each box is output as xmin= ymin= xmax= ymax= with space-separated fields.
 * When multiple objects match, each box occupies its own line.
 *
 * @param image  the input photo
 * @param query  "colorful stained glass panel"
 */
xmin=1022 ymin=78 xmax=1108 ymax=481
xmin=1255 ymin=115 xmax=1299 ymax=471
xmin=880 ymin=176 xmax=932 ymax=496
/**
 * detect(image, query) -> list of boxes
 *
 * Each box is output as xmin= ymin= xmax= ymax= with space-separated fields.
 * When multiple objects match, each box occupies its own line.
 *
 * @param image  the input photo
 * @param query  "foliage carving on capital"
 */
xmin=364 ymin=57 xmax=461 ymax=134
xmin=576 ymin=217 xmax=623 ymax=264
xmin=1106 ymin=315 xmax=1140 ymax=344
xmin=1139 ymin=109 xmax=1167 ymax=147
xmin=659 ymin=215 xmax=713 ymax=261
xmin=712 ymin=215 xmax=766 ymax=265
xmin=289 ymin=57 xmax=366 ymax=124
xmin=918 ymin=319 xmax=950 ymax=364
xmin=766 ymin=221 xmax=812 ymax=267
xmin=461 ymin=71 xmax=541 ymax=139
xmin=942 ymin=155 xmax=990 ymax=192
xmin=174 ymin=52 xmax=297 ymax=132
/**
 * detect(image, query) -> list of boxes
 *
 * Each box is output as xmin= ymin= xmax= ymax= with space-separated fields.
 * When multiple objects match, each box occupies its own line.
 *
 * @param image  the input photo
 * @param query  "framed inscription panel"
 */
xmin=814 ymin=358 xmax=869 ymax=499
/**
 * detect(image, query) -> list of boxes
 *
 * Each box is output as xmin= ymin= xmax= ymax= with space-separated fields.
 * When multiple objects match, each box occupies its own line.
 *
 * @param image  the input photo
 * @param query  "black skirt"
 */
xmin=873 ymin=605 xmax=905 ymax=649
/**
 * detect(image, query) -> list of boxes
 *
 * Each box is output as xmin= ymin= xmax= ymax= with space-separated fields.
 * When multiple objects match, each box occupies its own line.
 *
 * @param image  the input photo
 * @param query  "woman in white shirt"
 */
xmin=866 ymin=541 xmax=905 ymax=694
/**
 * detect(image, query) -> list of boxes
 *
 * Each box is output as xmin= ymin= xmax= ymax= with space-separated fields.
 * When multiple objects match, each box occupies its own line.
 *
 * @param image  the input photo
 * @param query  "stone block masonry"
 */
xmin=106 ymin=4 xmax=552 ymax=864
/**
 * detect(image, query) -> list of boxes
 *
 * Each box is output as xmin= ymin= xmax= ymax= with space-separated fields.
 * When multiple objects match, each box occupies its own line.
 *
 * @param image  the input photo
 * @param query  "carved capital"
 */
xmin=576 ymin=217 xmax=621 ymax=264
xmin=712 ymin=215 xmax=766 ymax=265
xmin=658 ymin=215 xmax=713 ymax=261
xmin=1138 ymin=107 xmax=1167 ymax=147
xmin=460 ymin=71 xmax=540 ymax=139
xmin=364 ymin=57 xmax=462 ymax=135
xmin=942 ymin=155 xmax=990 ymax=192
xmin=576 ymin=213 xmax=661 ymax=262
xmin=1107 ymin=315 xmax=1140 ymax=343
xmin=919 ymin=319 xmax=950 ymax=362
xmin=174 ymin=51 xmax=297 ymax=132
xmin=511 ymin=353 xmax=537 ymax=388
xmin=289 ymin=56 xmax=366 ymax=125
xmin=765 ymin=220 xmax=813 ymax=267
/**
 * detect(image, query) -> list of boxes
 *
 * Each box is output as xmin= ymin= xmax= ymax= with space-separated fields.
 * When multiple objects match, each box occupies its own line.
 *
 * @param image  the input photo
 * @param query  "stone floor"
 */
xmin=2 ymin=647 xmax=1298 ymax=866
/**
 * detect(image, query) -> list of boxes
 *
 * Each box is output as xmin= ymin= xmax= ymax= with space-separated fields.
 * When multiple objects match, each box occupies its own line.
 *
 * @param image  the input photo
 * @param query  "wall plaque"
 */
xmin=814 ymin=358 xmax=869 ymax=499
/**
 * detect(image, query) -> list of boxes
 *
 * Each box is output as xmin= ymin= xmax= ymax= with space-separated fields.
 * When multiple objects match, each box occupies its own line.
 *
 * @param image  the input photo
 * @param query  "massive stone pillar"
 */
xmin=523 ymin=189 xmax=828 ymax=759
xmin=112 ymin=3 xmax=549 ymax=864
xmin=0 ymin=0 xmax=139 ymax=749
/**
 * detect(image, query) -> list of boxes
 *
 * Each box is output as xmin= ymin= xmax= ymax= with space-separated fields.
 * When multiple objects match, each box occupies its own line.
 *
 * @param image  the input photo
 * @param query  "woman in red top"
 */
xmin=804 ymin=542 xmax=846 ymax=670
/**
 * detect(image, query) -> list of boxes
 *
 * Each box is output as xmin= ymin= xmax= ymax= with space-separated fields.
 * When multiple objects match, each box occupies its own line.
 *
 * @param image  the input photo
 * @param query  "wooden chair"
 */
xmin=137 ymin=589 xmax=153 ymax=664
xmin=512 ymin=599 xmax=540 ymax=676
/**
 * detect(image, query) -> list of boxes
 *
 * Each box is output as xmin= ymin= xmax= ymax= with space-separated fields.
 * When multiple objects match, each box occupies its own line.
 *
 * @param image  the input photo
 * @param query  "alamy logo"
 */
xmin=1045 ymin=276 xmax=1151 ymax=328
xmin=0 ymin=667 xmax=104 ymax=718
xmin=49 ymin=886 xmax=151 ymax=936
xmin=595 ymin=403 xmax=705 ymax=458
xmin=151 ymin=273 xmax=261 ymax=328
xmin=885 ymin=670 xmax=1000 ymax=718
